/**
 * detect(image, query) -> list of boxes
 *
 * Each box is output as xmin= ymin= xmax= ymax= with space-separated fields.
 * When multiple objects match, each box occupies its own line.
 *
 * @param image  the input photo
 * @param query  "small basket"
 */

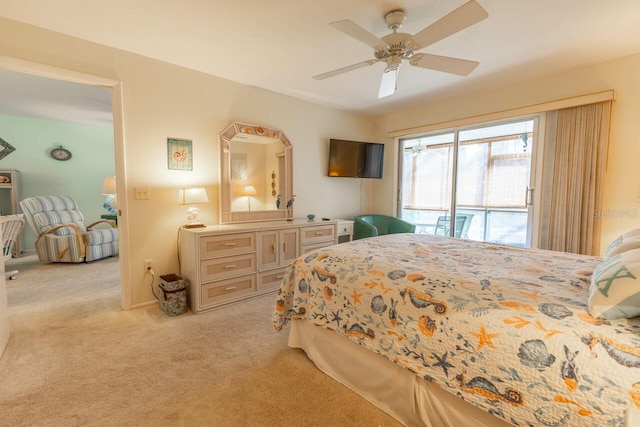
xmin=158 ymin=274 xmax=187 ymax=316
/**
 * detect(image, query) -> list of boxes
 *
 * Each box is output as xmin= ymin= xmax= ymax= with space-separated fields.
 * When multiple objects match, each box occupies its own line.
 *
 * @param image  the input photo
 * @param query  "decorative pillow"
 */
xmin=589 ymin=248 xmax=640 ymax=319
xmin=605 ymin=233 xmax=640 ymax=258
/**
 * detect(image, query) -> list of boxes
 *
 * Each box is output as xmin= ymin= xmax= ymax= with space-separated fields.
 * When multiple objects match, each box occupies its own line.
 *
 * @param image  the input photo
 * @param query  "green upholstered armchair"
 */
xmin=354 ymin=214 xmax=416 ymax=240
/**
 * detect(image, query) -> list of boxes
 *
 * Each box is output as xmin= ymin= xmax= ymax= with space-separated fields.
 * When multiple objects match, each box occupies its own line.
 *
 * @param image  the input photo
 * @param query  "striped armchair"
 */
xmin=19 ymin=196 xmax=118 ymax=263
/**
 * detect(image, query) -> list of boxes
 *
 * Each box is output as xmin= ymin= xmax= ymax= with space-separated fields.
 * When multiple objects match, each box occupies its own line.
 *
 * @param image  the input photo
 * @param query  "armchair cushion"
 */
xmin=354 ymin=214 xmax=416 ymax=240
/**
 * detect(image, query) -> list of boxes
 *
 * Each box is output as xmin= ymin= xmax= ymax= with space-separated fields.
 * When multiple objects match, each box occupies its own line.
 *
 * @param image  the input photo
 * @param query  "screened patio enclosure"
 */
xmin=399 ymin=119 xmax=535 ymax=247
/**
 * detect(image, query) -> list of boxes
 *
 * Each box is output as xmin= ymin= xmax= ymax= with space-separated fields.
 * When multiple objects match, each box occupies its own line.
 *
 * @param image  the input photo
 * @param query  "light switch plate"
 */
xmin=135 ymin=187 xmax=150 ymax=200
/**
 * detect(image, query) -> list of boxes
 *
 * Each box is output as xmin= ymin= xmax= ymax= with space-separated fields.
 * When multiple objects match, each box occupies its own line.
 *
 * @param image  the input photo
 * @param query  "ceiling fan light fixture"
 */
xmin=384 ymin=56 xmax=402 ymax=73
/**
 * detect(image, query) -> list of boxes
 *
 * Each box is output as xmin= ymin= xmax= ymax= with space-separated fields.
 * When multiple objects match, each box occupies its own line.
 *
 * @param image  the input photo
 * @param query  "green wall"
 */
xmin=0 ymin=114 xmax=115 ymax=251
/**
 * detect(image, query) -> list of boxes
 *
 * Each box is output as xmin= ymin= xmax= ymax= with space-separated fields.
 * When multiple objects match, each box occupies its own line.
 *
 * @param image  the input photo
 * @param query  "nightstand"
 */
xmin=336 ymin=219 xmax=354 ymax=243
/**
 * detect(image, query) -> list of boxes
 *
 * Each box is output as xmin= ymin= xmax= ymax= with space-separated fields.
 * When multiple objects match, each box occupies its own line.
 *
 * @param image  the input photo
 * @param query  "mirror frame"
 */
xmin=219 ymin=122 xmax=293 ymax=223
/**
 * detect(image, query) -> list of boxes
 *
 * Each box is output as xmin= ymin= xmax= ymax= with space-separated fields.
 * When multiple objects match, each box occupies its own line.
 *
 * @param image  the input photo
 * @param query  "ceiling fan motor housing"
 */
xmin=375 ymin=32 xmax=415 ymax=61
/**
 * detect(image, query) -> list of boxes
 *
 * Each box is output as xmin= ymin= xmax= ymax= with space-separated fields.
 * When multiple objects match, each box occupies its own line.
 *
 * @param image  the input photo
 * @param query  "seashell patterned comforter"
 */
xmin=273 ymin=233 xmax=640 ymax=426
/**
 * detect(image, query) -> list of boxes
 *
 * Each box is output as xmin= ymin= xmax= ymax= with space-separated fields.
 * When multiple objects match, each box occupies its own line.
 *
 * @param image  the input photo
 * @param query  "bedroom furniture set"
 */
xmin=178 ymin=121 xmax=640 ymax=425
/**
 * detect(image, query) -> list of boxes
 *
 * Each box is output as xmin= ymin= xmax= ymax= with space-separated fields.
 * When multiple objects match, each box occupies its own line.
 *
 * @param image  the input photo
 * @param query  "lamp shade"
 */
xmin=178 ymin=187 xmax=209 ymax=205
xmin=102 ymin=176 xmax=116 ymax=195
xmin=242 ymin=185 xmax=257 ymax=197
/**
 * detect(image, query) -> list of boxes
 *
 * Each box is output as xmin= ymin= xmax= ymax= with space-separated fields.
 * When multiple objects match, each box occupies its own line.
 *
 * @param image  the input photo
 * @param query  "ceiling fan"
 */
xmin=313 ymin=0 xmax=488 ymax=98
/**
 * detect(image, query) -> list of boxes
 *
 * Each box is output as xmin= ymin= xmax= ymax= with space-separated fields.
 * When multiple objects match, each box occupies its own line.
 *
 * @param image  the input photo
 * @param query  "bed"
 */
xmin=273 ymin=233 xmax=640 ymax=426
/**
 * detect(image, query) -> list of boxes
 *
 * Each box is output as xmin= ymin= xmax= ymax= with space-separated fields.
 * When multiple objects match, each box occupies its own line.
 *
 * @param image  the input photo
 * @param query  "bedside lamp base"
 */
xmin=183 ymin=223 xmax=205 ymax=229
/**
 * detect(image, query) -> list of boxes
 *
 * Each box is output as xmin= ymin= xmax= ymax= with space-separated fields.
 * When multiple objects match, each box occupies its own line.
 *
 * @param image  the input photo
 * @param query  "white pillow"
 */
xmin=589 ymin=248 xmax=640 ymax=319
xmin=606 ymin=234 xmax=640 ymax=258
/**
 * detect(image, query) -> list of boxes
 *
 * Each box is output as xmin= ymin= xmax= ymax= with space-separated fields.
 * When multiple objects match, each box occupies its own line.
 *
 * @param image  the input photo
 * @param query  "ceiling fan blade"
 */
xmin=313 ymin=59 xmax=378 ymax=80
xmin=410 ymin=0 xmax=488 ymax=49
xmin=330 ymin=19 xmax=388 ymax=49
xmin=378 ymin=68 xmax=398 ymax=98
xmin=410 ymin=53 xmax=479 ymax=76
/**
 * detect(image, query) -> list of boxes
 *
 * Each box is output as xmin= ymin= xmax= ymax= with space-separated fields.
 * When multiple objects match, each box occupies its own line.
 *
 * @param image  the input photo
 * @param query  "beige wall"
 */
xmin=0 ymin=18 xmax=377 ymax=308
xmin=376 ymin=53 xmax=640 ymax=255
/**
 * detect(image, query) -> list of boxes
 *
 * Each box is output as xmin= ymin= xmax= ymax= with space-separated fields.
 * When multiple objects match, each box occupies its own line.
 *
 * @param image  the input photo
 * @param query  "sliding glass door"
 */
xmin=399 ymin=118 xmax=537 ymax=247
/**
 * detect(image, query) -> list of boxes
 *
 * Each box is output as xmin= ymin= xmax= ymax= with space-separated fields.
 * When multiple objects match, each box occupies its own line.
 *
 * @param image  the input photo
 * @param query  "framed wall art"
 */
xmin=167 ymin=138 xmax=193 ymax=171
xmin=0 ymin=137 xmax=16 ymax=160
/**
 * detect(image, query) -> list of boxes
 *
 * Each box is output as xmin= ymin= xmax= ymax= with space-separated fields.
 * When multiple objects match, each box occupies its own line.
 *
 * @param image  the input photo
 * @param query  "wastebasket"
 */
xmin=158 ymin=274 xmax=187 ymax=316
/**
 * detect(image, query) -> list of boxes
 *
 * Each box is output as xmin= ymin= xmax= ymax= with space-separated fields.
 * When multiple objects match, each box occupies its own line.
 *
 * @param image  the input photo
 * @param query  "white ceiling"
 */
xmin=1 ymin=0 xmax=640 ymax=122
xmin=0 ymin=69 xmax=113 ymax=126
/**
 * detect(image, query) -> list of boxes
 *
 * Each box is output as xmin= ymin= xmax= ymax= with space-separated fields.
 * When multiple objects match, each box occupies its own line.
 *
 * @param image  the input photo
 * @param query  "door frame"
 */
xmin=0 ymin=55 xmax=131 ymax=310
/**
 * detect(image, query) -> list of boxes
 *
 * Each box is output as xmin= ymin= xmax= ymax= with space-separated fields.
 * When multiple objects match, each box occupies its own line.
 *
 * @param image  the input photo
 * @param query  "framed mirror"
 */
xmin=219 ymin=122 xmax=293 ymax=223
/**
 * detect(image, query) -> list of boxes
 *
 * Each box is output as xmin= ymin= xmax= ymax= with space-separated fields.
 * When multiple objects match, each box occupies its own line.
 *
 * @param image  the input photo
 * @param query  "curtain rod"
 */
xmin=388 ymin=90 xmax=615 ymax=139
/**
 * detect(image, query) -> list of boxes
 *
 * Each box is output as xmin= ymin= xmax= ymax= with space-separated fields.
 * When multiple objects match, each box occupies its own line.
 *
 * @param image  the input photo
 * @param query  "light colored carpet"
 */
xmin=0 ymin=254 xmax=402 ymax=426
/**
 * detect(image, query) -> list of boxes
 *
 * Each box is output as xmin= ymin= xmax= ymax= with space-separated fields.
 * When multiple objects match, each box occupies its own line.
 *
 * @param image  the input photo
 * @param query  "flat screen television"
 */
xmin=328 ymin=139 xmax=384 ymax=179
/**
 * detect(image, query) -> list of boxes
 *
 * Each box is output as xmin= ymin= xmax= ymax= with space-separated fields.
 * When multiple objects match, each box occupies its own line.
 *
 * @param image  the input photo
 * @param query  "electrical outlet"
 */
xmin=135 ymin=187 xmax=151 ymax=200
xmin=144 ymin=259 xmax=152 ymax=271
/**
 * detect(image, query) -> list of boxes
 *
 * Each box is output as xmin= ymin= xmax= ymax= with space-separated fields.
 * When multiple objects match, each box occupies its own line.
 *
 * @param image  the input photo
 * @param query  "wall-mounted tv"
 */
xmin=328 ymin=139 xmax=384 ymax=179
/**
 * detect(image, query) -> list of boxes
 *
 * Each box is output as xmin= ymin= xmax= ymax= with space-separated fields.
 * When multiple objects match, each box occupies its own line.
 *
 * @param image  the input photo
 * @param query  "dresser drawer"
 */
xmin=301 ymin=241 xmax=335 ymax=254
xmin=258 ymin=268 xmax=287 ymax=291
xmin=200 ymin=253 xmax=256 ymax=282
xmin=199 ymin=232 xmax=256 ymax=259
xmin=201 ymin=274 xmax=256 ymax=307
xmin=301 ymin=225 xmax=335 ymax=245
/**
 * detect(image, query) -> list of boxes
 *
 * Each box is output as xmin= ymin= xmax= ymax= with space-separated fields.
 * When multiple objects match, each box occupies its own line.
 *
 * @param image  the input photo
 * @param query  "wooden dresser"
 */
xmin=179 ymin=219 xmax=338 ymax=313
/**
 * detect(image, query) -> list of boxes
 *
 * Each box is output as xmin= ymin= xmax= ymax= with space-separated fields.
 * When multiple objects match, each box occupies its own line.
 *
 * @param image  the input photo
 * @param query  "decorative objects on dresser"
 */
xmin=178 ymin=188 xmax=208 ymax=229
xmin=285 ymin=195 xmax=296 ymax=220
xmin=178 ymin=219 xmax=337 ymax=313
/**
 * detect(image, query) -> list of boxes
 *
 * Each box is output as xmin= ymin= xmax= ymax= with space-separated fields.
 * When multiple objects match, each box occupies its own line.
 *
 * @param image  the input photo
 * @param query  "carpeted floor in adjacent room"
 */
xmin=0 ymin=254 xmax=402 ymax=426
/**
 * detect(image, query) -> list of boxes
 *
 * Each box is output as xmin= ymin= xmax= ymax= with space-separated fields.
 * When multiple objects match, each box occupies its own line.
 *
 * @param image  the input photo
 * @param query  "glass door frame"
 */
xmin=396 ymin=114 xmax=545 ymax=247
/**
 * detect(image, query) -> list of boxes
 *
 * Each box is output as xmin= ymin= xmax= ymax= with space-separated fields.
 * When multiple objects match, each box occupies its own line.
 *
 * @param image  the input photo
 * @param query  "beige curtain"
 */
xmin=545 ymin=101 xmax=611 ymax=255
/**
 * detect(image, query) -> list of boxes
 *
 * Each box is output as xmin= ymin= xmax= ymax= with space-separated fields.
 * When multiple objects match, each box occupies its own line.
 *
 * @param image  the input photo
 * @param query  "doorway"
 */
xmin=0 ymin=56 xmax=129 ymax=309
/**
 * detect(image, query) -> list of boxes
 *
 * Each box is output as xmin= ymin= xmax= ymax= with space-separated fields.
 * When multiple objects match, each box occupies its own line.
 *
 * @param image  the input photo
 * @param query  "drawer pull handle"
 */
xmin=224 ymin=242 xmax=237 ymax=247
xmin=275 ymin=275 xmax=284 ymax=280
xmin=224 ymin=286 xmax=237 ymax=291
xmin=224 ymin=264 xmax=237 ymax=269
xmin=314 ymin=232 xmax=323 ymax=235
xmin=283 ymin=242 xmax=287 ymax=252
xmin=272 ymin=243 xmax=276 ymax=254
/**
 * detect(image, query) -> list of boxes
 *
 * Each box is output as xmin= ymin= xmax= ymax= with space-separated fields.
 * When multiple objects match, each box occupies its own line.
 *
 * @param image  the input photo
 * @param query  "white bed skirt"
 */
xmin=289 ymin=320 xmax=640 ymax=426
xmin=289 ymin=320 xmax=513 ymax=427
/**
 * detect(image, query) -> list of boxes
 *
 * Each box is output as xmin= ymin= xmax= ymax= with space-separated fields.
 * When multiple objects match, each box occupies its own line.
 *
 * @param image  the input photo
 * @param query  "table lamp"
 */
xmin=178 ymin=187 xmax=209 ymax=228
xmin=102 ymin=176 xmax=117 ymax=213
xmin=242 ymin=185 xmax=257 ymax=211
